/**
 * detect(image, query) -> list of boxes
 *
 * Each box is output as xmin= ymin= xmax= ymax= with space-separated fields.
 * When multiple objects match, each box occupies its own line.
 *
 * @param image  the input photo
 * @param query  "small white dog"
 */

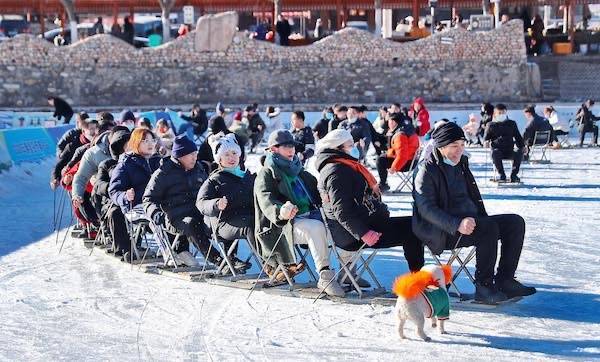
xmin=393 ymin=264 xmax=452 ymax=341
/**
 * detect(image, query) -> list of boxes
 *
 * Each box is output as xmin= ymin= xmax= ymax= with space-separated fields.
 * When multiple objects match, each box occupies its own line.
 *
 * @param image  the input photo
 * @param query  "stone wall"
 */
xmin=0 ymin=18 xmax=538 ymax=108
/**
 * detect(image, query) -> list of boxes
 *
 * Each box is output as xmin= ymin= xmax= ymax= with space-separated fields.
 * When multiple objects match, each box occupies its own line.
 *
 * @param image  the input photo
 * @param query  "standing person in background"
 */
xmin=110 ymin=20 xmax=122 ymax=38
xmin=275 ymin=15 xmax=292 ymax=46
xmin=409 ymin=98 xmax=430 ymax=137
xmin=290 ymin=111 xmax=315 ymax=165
xmin=245 ymin=105 xmax=266 ymax=153
xmin=265 ymin=106 xmax=283 ymax=135
xmin=529 ymin=14 xmax=545 ymax=56
xmin=122 ymin=16 xmax=135 ymax=45
xmin=91 ymin=17 xmax=104 ymax=35
xmin=48 ymin=96 xmax=74 ymax=124
xmin=329 ymin=105 xmax=347 ymax=132
xmin=478 ymin=102 xmax=495 ymax=138
xmin=313 ymin=107 xmax=334 ymax=140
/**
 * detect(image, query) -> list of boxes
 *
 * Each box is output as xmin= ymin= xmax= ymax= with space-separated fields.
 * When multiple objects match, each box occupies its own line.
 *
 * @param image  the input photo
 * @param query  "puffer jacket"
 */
xmin=72 ymin=132 xmax=111 ymax=199
xmin=484 ymin=118 xmax=525 ymax=152
xmin=386 ymin=124 xmax=420 ymax=171
xmin=109 ymin=153 xmax=161 ymax=211
xmin=412 ymin=148 xmax=487 ymax=255
xmin=143 ymin=157 xmax=209 ymax=223
xmin=316 ymin=149 xmax=388 ymax=249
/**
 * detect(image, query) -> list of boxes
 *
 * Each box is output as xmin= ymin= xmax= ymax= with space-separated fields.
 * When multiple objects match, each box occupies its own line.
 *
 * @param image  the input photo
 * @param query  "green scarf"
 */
xmin=265 ymin=152 xmax=312 ymax=215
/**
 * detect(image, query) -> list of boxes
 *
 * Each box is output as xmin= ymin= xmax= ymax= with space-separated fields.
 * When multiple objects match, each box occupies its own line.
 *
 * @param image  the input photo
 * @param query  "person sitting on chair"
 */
xmin=522 ymin=105 xmax=553 ymax=160
xmin=413 ymin=122 xmax=536 ymax=304
xmin=196 ymin=133 xmax=254 ymax=272
xmin=315 ymin=129 xmax=425 ymax=278
xmin=143 ymin=135 xmax=216 ymax=267
xmin=254 ymin=130 xmax=345 ymax=297
xmin=376 ymin=113 xmax=420 ymax=192
xmin=109 ymin=128 xmax=161 ymax=260
xmin=484 ymin=104 xmax=525 ymax=183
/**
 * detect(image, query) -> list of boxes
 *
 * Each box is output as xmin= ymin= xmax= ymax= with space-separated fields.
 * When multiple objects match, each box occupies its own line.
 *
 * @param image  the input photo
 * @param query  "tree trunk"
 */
xmin=59 ymin=0 xmax=78 ymax=43
xmin=159 ymin=0 xmax=175 ymax=42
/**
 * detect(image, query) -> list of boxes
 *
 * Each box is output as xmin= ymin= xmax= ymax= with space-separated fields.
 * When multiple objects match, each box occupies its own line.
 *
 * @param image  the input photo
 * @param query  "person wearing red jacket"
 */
xmin=410 ymin=97 xmax=431 ymax=137
xmin=376 ymin=113 xmax=420 ymax=192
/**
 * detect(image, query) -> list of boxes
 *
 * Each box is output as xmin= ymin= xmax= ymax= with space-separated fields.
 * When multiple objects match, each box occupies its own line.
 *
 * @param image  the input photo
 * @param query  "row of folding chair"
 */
xmin=392 ymin=145 xmax=423 ymax=193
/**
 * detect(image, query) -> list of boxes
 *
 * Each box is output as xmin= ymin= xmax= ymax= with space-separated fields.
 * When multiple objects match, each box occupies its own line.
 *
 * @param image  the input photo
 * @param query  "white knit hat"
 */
xmin=208 ymin=132 xmax=241 ymax=163
xmin=316 ymin=129 xmax=353 ymax=154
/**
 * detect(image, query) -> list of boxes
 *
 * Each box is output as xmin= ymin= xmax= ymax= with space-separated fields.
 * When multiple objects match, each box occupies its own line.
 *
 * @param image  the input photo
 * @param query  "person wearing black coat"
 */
xmin=122 ymin=16 xmax=134 ymax=45
xmin=93 ymin=128 xmax=130 ymax=257
xmin=338 ymin=106 xmax=372 ymax=160
xmin=290 ymin=111 xmax=315 ymax=165
xmin=275 ymin=15 xmax=291 ymax=46
xmin=575 ymin=99 xmax=599 ymax=147
xmin=412 ymin=122 xmax=535 ymax=304
xmin=478 ymin=102 xmax=494 ymax=138
xmin=484 ymin=104 xmax=525 ymax=183
xmin=48 ymin=96 xmax=74 ymax=124
xmin=56 ymin=112 xmax=89 ymax=156
xmin=143 ymin=135 xmax=215 ymax=262
xmin=51 ymin=119 xmax=98 ymax=189
xmin=196 ymin=133 xmax=255 ymax=270
xmin=179 ymin=104 xmax=208 ymax=137
xmin=313 ymin=107 xmax=333 ymax=140
xmin=328 ymin=105 xmax=347 ymax=132
xmin=246 ymin=106 xmax=266 ymax=153
xmin=315 ymin=129 xmax=424 ymax=273
xmin=522 ymin=105 xmax=553 ymax=147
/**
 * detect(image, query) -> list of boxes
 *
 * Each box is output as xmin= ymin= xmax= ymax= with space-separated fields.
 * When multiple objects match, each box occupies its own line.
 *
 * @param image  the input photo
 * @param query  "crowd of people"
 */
xmin=49 ymin=97 xmax=599 ymax=305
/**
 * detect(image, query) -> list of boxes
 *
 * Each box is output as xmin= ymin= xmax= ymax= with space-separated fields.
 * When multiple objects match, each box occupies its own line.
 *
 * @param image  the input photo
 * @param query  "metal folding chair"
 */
xmin=146 ymin=219 xmax=186 ymax=269
xmin=392 ymin=146 xmax=422 ymax=193
xmin=426 ymin=244 xmax=476 ymax=300
xmin=529 ymin=130 xmax=552 ymax=164
xmin=319 ymin=208 xmax=384 ymax=298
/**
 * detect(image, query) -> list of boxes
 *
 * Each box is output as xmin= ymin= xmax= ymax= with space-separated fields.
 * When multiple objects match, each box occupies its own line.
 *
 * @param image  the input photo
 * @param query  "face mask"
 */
xmin=494 ymin=114 xmax=507 ymax=122
xmin=348 ymin=146 xmax=360 ymax=159
xmin=347 ymin=117 xmax=357 ymax=124
xmin=326 ymin=112 xmax=334 ymax=120
xmin=223 ymin=165 xmax=245 ymax=178
xmin=443 ymin=157 xmax=459 ymax=167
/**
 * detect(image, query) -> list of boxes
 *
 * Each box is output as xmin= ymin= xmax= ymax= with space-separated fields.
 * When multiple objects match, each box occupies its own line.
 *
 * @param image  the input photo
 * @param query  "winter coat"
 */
xmin=229 ymin=122 xmax=250 ymax=146
xmin=575 ymin=105 xmax=600 ymax=129
xmin=93 ymin=158 xmax=118 ymax=216
xmin=386 ymin=124 xmax=419 ymax=171
xmin=196 ymin=169 xmax=255 ymax=232
xmin=313 ymin=118 xmax=330 ymax=140
xmin=253 ymin=157 xmax=321 ymax=265
xmin=61 ymin=161 xmax=93 ymax=194
xmin=248 ymin=113 xmax=266 ymax=134
xmin=181 ymin=110 xmax=208 ymax=136
xmin=412 ymin=149 xmax=487 ymax=255
xmin=291 ymin=126 xmax=315 ymax=161
xmin=328 ymin=116 xmax=344 ymax=133
xmin=72 ymin=132 xmax=112 ymax=199
xmin=548 ymin=111 xmax=570 ymax=132
xmin=156 ymin=128 xmax=176 ymax=155
xmin=339 ymin=118 xmax=372 ymax=145
xmin=52 ymin=133 xmax=89 ymax=182
xmin=316 ymin=149 xmax=389 ymax=250
xmin=410 ymin=101 xmax=430 ymax=136
xmin=462 ymin=120 xmax=480 ymax=136
xmin=523 ymin=114 xmax=553 ymax=146
xmin=56 ymin=128 xmax=81 ymax=156
xmin=52 ymin=97 xmax=74 ymax=123
xmin=66 ymin=143 xmax=91 ymax=171
xmin=109 ymin=153 xmax=161 ymax=211
xmin=484 ymin=118 xmax=525 ymax=152
xmin=143 ymin=157 xmax=209 ymax=224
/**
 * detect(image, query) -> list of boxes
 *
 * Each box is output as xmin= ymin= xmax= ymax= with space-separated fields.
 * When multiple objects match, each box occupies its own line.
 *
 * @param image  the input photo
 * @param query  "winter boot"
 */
xmin=177 ymin=251 xmax=200 ymax=267
xmin=378 ymin=183 xmax=390 ymax=192
xmin=318 ymin=269 xmax=346 ymax=297
xmin=122 ymin=251 xmax=138 ymax=264
xmin=475 ymin=281 xmax=507 ymax=304
xmin=233 ymin=257 xmax=252 ymax=272
xmin=510 ymin=174 xmax=520 ymax=183
xmin=497 ymin=278 xmax=536 ymax=298
xmin=498 ymin=174 xmax=507 ymax=183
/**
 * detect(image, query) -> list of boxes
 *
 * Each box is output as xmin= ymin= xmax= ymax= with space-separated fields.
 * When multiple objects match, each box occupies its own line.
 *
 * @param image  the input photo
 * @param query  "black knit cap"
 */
xmin=432 ymin=122 xmax=466 ymax=147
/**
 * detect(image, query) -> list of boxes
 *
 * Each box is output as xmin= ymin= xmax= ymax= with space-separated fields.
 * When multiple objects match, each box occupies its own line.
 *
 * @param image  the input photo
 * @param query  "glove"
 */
xmin=152 ymin=212 xmax=165 ymax=225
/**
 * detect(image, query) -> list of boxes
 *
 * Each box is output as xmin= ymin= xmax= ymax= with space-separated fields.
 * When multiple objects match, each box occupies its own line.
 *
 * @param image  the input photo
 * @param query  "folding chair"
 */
xmin=426 ymin=244 xmax=476 ymax=300
xmin=146 ymin=218 xmax=186 ymax=269
xmin=392 ymin=146 xmax=422 ymax=193
xmin=124 ymin=205 xmax=157 ymax=261
xmin=319 ymin=208 xmax=384 ymax=298
xmin=529 ymin=130 xmax=552 ymax=164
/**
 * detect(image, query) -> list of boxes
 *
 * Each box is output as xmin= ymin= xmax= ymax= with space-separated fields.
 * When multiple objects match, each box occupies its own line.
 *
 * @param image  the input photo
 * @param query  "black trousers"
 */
xmin=106 ymin=204 xmax=130 ymax=253
xmin=170 ymin=214 xmax=217 ymax=259
xmin=342 ymin=216 xmax=425 ymax=272
xmin=579 ymin=124 xmax=598 ymax=146
xmin=552 ymin=129 xmax=569 ymax=143
xmin=78 ymin=192 xmax=98 ymax=225
xmin=447 ymin=214 xmax=525 ymax=284
xmin=250 ymin=130 xmax=265 ymax=151
xmin=492 ymin=148 xmax=523 ymax=177
xmin=376 ymin=156 xmax=393 ymax=185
